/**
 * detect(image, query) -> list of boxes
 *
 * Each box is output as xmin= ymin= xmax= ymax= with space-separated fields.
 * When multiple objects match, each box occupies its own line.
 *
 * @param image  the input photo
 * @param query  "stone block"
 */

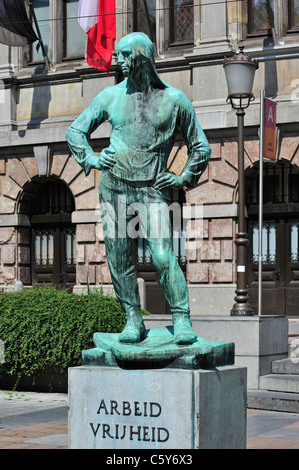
xmin=85 ymin=243 xmax=106 ymax=264
xmin=0 ymin=159 xmax=5 ymax=175
xmin=7 ymin=158 xmax=28 ymax=187
xmin=76 ymin=224 xmax=96 ymax=243
xmin=200 ymin=240 xmax=221 ymax=261
xmin=186 ymin=246 xmax=197 ymax=261
xmin=187 ymin=284 xmax=236 ymax=316
xmin=95 ymin=222 xmax=105 ymax=241
xmin=222 ymin=240 xmax=233 ymax=260
xmin=68 ymin=365 xmax=247 ymax=449
xmin=77 ymin=244 xmax=85 ymax=264
xmin=51 ymin=154 xmax=69 ymax=177
xmin=97 ymin=264 xmax=112 ymax=284
xmin=77 ymin=265 xmax=96 ymax=284
xmin=21 ymin=156 xmax=39 ymax=179
xmin=186 ymin=182 xmax=233 ymax=204
xmin=1 ymin=246 xmax=15 ymax=265
xmin=244 ymin=138 xmax=259 ymax=164
xmin=0 ymin=266 xmax=15 ymax=284
xmin=210 ymin=262 xmax=233 ymax=283
xmin=211 ymin=218 xmax=233 ymax=238
xmin=280 ymin=136 xmax=299 ymax=162
xmin=222 ymin=139 xmax=252 ymax=171
xmin=187 ymin=262 xmax=209 ymax=283
xmin=168 ymin=143 xmax=188 ymax=175
xmin=61 ymin=156 xmax=82 ymax=184
xmin=186 ymin=218 xmax=208 ymax=240
xmin=0 ymin=227 xmax=16 ymax=244
xmin=70 ymin=171 xmax=95 ymax=196
xmin=210 ymin=159 xmax=238 ymax=187
xmin=3 ymin=177 xmax=20 ymax=200
xmin=0 ymin=196 xmax=16 ymax=214
xmin=75 ymin=188 xmax=99 ymax=210
xmin=209 ymin=141 xmax=221 ymax=160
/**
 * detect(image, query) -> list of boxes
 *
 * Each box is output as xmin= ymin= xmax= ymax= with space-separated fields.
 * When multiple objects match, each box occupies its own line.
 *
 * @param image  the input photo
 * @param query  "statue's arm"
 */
xmin=66 ymin=93 xmax=114 ymax=176
xmin=178 ymin=98 xmax=211 ymax=189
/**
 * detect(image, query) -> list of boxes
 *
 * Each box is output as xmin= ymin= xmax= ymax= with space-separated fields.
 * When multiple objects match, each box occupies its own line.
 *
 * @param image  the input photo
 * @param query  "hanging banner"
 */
xmin=78 ymin=0 xmax=116 ymax=73
xmin=0 ymin=0 xmax=38 ymax=47
xmin=264 ymin=97 xmax=277 ymax=161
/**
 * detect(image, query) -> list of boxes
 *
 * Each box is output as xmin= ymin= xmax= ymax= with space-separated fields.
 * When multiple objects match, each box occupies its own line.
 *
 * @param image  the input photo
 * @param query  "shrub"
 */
xmin=0 ymin=284 xmax=149 ymax=381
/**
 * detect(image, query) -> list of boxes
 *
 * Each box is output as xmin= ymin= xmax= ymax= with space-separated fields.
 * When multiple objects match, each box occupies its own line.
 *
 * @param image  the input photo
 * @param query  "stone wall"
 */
xmin=0 ymin=150 xmax=103 ymax=288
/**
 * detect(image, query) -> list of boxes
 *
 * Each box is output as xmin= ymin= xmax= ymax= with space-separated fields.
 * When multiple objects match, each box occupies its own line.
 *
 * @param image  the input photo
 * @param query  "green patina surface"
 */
xmin=82 ymin=327 xmax=235 ymax=370
xmin=66 ymin=33 xmax=217 ymax=350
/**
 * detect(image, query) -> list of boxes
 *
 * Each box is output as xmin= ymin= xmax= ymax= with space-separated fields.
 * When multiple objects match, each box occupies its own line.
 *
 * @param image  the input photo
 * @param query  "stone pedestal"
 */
xmin=68 ymin=364 xmax=247 ymax=449
xmin=144 ymin=316 xmax=288 ymax=389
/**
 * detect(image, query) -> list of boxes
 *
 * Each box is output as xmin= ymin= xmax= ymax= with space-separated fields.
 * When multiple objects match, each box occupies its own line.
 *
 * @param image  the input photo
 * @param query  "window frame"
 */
xmin=133 ymin=0 xmax=157 ymax=45
xmin=62 ymin=0 xmax=85 ymax=61
xmin=29 ymin=0 xmax=51 ymax=65
xmin=28 ymin=0 xmax=85 ymax=67
xmin=288 ymin=0 xmax=299 ymax=32
xmin=169 ymin=0 xmax=194 ymax=48
xmin=247 ymin=0 xmax=272 ymax=37
xmin=132 ymin=0 xmax=194 ymax=52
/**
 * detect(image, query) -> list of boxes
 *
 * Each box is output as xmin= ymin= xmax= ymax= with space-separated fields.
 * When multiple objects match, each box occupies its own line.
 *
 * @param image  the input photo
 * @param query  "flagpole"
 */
xmin=258 ymin=90 xmax=265 ymax=316
xmin=27 ymin=0 xmax=50 ymax=71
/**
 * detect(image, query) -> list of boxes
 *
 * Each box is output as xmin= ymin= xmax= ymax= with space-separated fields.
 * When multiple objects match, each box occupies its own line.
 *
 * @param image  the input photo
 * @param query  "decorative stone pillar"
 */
xmin=195 ymin=0 xmax=232 ymax=55
xmin=0 ymin=49 xmax=17 ymax=130
xmin=186 ymin=1 xmax=232 ymax=110
xmin=227 ymin=0 xmax=247 ymax=50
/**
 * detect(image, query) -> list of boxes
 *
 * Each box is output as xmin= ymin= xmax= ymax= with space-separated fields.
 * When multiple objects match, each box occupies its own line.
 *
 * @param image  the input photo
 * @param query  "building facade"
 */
xmin=0 ymin=0 xmax=298 ymax=317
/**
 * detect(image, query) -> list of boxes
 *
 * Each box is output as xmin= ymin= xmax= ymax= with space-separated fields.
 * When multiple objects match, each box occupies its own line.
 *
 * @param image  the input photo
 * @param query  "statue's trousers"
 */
xmin=99 ymin=171 xmax=190 ymax=316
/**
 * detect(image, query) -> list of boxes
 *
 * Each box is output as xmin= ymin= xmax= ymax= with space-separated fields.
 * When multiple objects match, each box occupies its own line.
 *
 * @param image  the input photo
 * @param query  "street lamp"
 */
xmin=224 ymin=46 xmax=258 ymax=316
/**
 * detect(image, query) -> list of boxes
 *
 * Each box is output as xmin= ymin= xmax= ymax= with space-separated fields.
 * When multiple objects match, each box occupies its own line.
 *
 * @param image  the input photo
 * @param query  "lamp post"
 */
xmin=224 ymin=46 xmax=258 ymax=316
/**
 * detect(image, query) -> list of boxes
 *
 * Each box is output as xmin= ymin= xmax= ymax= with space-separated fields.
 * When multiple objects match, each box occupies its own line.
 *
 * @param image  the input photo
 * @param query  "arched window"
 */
xmin=28 ymin=178 xmax=76 ymax=289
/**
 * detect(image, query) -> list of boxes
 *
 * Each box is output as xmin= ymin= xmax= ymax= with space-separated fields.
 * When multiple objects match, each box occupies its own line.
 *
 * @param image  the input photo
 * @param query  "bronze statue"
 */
xmin=66 ymin=33 xmax=211 ymax=345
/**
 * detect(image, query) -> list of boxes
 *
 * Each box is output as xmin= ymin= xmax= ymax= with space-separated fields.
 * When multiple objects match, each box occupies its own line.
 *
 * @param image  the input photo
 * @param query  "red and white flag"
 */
xmin=78 ymin=0 xmax=116 ymax=72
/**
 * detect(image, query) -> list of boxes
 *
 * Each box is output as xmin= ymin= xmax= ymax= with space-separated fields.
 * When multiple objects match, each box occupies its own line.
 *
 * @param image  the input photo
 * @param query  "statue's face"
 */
xmin=117 ymin=42 xmax=137 ymax=77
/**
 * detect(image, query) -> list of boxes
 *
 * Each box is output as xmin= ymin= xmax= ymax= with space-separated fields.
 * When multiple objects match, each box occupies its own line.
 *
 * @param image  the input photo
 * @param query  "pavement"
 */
xmin=0 ymin=319 xmax=298 ymax=450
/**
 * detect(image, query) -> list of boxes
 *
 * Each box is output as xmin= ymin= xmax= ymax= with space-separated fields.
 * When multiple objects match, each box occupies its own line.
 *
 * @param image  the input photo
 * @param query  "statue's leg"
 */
xmin=148 ymin=236 xmax=197 ymax=344
xmin=99 ymin=173 xmax=146 ymax=343
xmin=145 ymin=195 xmax=197 ymax=345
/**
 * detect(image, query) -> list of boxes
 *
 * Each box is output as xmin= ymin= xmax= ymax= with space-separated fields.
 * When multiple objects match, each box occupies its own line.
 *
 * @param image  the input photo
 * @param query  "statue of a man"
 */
xmin=66 ymin=33 xmax=211 ymax=345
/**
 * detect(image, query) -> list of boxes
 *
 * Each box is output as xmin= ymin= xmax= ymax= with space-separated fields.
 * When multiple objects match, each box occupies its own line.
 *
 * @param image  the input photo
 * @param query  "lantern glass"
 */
xmin=224 ymin=62 xmax=257 ymax=97
xmin=224 ymin=48 xmax=258 ymax=109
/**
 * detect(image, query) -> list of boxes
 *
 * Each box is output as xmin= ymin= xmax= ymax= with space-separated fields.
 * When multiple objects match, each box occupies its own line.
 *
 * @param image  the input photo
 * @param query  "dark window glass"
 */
xmin=289 ymin=0 xmax=299 ymax=29
xmin=134 ymin=0 xmax=156 ymax=43
xmin=31 ymin=0 xmax=50 ymax=62
xmin=172 ymin=0 xmax=194 ymax=43
xmin=63 ymin=0 xmax=85 ymax=58
xmin=248 ymin=0 xmax=273 ymax=35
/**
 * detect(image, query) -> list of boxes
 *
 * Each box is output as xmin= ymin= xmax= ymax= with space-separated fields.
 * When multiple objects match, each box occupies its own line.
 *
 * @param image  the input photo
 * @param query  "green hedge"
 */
xmin=0 ymin=284 xmax=148 ymax=381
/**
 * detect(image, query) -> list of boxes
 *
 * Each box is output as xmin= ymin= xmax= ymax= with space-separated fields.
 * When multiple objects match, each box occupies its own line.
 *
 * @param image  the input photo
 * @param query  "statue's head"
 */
xmin=117 ymin=33 xmax=166 ymax=88
xmin=117 ymin=33 xmax=155 ymax=77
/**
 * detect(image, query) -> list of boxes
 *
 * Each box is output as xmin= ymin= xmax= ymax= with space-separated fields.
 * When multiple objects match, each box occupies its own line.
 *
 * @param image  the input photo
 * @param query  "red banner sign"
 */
xmin=264 ymin=98 xmax=277 ymax=161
